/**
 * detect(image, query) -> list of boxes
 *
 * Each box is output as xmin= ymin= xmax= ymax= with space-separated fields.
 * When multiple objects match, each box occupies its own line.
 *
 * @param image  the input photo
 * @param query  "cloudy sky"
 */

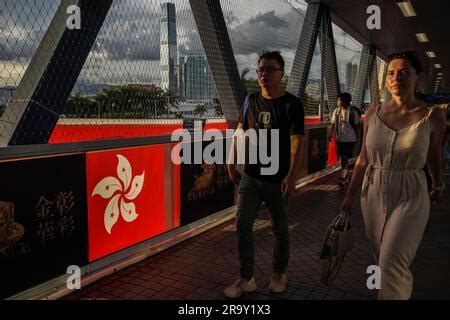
xmin=1 ymin=0 xmax=362 ymax=90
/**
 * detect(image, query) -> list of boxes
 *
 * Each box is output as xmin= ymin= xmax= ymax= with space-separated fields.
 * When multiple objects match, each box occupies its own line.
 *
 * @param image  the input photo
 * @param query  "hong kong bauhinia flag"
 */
xmin=86 ymin=145 xmax=179 ymax=261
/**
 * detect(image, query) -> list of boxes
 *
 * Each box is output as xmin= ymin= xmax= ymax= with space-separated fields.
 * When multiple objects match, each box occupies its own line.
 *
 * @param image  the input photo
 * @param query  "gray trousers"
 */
xmin=236 ymin=174 xmax=290 ymax=280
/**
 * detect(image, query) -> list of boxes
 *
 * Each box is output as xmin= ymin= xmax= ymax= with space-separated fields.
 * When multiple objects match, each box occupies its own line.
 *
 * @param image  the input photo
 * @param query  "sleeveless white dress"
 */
xmin=360 ymin=106 xmax=435 ymax=299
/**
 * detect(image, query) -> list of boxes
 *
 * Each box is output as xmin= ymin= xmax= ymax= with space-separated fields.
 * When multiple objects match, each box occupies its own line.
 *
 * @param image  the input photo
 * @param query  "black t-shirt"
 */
xmin=238 ymin=92 xmax=305 ymax=183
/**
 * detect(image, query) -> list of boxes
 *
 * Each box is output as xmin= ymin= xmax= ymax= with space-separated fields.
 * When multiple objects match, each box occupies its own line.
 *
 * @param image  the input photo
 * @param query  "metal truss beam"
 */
xmin=0 ymin=0 xmax=113 ymax=146
xmin=189 ymin=0 xmax=246 ymax=129
xmin=319 ymin=7 xmax=340 ymax=114
xmin=353 ymin=45 xmax=377 ymax=111
xmin=287 ymin=3 xmax=323 ymax=99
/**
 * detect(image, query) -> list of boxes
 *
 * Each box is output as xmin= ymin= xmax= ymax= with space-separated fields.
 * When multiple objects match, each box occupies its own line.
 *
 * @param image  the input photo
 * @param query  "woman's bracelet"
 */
xmin=432 ymin=182 xmax=445 ymax=192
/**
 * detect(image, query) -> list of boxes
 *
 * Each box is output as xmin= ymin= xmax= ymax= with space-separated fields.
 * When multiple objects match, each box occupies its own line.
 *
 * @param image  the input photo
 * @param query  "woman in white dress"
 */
xmin=341 ymin=51 xmax=447 ymax=300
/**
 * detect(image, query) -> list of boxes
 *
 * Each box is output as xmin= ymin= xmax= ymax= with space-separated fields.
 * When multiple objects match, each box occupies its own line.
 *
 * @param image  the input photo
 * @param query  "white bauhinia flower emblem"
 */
xmin=92 ymin=155 xmax=145 ymax=234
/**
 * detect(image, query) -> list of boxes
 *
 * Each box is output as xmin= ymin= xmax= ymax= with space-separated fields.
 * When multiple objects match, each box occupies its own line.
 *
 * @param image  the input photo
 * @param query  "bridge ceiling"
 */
xmin=307 ymin=0 xmax=450 ymax=93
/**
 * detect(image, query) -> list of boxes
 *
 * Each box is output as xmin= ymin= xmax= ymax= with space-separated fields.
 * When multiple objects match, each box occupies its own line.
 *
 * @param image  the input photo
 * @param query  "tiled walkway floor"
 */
xmin=65 ymin=172 xmax=450 ymax=300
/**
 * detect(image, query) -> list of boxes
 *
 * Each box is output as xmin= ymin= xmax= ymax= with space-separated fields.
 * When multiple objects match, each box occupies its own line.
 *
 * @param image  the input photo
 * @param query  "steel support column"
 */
xmin=369 ymin=56 xmax=381 ymax=108
xmin=319 ymin=7 xmax=340 ymax=114
xmin=0 ymin=0 xmax=113 ymax=146
xmin=189 ymin=0 xmax=246 ymax=129
xmin=353 ymin=45 xmax=377 ymax=111
xmin=287 ymin=3 xmax=322 ymax=99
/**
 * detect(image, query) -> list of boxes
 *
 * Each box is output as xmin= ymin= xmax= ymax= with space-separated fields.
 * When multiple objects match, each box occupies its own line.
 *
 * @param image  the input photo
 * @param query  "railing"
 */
xmin=0 ymin=117 xmax=349 ymax=299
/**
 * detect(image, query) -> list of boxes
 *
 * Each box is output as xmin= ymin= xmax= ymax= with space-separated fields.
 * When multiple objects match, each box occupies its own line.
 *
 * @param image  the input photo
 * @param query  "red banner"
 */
xmin=50 ymin=124 xmax=181 ymax=143
xmin=86 ymin=145 xmax=179 ymax=261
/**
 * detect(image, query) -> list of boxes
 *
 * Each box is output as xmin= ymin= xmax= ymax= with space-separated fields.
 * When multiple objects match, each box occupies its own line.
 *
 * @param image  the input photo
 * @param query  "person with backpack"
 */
xmin=224 ymin=51 xmax=304 ymax=298
xmin=329 ymin=92 xmax=360 ymax=189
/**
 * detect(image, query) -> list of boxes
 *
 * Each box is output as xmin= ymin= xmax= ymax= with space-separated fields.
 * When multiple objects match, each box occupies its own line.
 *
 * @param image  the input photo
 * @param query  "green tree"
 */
xmin=240 ymin=67 xmax=260 ymax=94
xmin=213 ymin=90 xmax=223 ymax=117
xmin=243 ymin=78 xmax=260 ymax=94
xmin=163 ymin=89 xmax=180 ymax=118
xmin=64 ymin=85 xmax=170 ymax=119
xmin=174 ymin=111 xmax=184 ymax=119
xmin=194 ymin=104 xmax=207 ymax=119
xmin=240 ymin=68 xmax=250 ymax=82
xmin=94 ymin=85 xmax=163 ymax=118
xmin=64 ymin=92 xmax=97 ymax=118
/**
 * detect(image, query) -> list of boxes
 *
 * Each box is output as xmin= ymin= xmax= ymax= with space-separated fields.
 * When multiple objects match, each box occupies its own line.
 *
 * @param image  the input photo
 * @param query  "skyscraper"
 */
xmin=183 ymin=55 xmax=214 ymax=101
xmin=178 ymin=56 xmax=186 ymax=100
xmin=160 ymin=3 xmax=178 ymax=95
xmin=345 ymin=62 xmax=358 ymax=95
xmin=378 ymin=58 xmax=387 ymax=92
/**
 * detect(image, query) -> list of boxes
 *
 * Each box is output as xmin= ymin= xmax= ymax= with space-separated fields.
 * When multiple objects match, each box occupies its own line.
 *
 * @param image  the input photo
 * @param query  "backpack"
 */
xmin=335 ymin=106 xmax=360 ymax=137
xmin=351 ymin=105 xmax=362 ymax=118
xmin=349 ymin=106 xmax=361 ymax=134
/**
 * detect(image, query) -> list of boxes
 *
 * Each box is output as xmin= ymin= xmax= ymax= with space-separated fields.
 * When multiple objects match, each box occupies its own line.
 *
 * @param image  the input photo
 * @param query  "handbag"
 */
xmin=318 ymin=211 xmax=354 ymax=286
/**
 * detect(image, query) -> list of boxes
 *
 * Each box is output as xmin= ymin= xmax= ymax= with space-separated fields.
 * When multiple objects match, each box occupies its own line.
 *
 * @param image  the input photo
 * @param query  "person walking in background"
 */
xmin=341 ymin=51 xmax=446 ymax=299
xmin=225 ymin=51 xmax=304 ymax=298
xmin=330 ymin=92 xmax=360 ymax=190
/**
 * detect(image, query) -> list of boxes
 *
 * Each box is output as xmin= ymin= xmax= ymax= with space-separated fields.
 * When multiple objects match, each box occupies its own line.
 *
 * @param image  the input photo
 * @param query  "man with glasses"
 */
xmin=224 ymin=51 xmax=304 ymax=298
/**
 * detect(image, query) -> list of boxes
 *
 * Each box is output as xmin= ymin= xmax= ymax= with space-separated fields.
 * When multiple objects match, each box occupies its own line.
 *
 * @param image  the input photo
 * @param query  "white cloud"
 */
xmin=1 ymin=0 xmax=364 ymax=89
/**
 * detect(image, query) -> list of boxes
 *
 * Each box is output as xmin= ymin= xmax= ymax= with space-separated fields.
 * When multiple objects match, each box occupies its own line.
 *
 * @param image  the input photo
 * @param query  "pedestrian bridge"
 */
xmin=0 ymin=0 xmax=449 ymax=300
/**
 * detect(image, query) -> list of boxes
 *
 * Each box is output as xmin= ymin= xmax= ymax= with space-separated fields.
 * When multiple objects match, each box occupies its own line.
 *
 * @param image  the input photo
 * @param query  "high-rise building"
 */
xmin=160 ymin=3 xmax=178 ymax=95
xmin=377 ymin=58 xmax=387 ymax=92
xmin=345 ymin=62 xmax=358 ymax=95
xmin=178 ymin=57 xmax=186 ymax=100
xmin=183 ymin=55 xmax=214 ymax=101
xmin=305 ymin=79 xmax=320 ymax=99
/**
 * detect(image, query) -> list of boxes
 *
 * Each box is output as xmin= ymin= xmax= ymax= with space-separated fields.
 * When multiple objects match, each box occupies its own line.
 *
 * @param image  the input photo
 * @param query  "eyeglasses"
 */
xmin=256 ymin=67 xmax=283 ymax=76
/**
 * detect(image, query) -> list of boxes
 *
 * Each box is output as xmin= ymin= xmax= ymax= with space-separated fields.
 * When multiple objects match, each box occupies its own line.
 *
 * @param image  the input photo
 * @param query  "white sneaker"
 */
xmin=223 ymin=277 xmax=257 ymax=298
xmin=269 ymin=273 xmax=288 ymax=293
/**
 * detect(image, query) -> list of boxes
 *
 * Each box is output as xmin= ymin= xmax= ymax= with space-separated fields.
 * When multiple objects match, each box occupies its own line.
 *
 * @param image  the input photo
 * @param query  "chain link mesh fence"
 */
xmin=1 ymin=0 xmax=382 ymax=147
xmin=1 ymin=1 xmax=60 ymax=88
xmin=1 ymin=0 xmax=61 ymax=145
xmin=71 ymin=0 xmax=218 ymax=121
xmin=220 ymin=0 xmax=304 ymax=94
xmin=332 ymin=24 xmax=362 ymax=113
